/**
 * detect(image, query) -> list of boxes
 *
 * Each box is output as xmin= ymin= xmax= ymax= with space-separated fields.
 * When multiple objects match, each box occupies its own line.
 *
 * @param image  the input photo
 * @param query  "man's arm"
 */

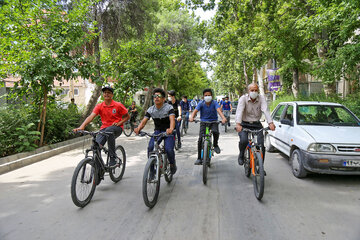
xmin=167 ymin=115 xmax=175 ymax=134
xmin=189 ymin=109 xmax=198 ymax=122
xmin=217 ymin=108 xmax=227 ymax=124
xmin=177 ymin=105 xmax=182 ymax=121
xmin=260 ymin=96 xmax=275 ymax=131
xmin=134 ymin=117 xmax=149 ymax=135
xmin=235 ymin=97 xmax=245 ymax=132
xmin=74 ymin=112 xmax=97 ymax=131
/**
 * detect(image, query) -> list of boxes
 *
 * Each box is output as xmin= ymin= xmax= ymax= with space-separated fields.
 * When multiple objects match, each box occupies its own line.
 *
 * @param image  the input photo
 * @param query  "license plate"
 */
xmin=343 ymin=160 xmax=360 ymax=167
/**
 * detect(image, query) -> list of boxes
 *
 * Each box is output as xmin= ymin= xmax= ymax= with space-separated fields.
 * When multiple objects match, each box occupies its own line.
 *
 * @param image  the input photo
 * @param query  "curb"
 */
xmin=0 ymin=136 xmax=92 ymax=175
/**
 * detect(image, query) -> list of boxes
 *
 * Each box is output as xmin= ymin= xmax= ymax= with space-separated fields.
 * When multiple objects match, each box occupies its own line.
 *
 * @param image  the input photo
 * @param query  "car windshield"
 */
xmin=297 ymin=105 xmax=360 ymax=126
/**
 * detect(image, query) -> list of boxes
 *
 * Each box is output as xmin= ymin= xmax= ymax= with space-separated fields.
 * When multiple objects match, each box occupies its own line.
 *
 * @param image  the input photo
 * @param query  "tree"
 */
xmin=0 ymin=0 xmax=96 ymax=146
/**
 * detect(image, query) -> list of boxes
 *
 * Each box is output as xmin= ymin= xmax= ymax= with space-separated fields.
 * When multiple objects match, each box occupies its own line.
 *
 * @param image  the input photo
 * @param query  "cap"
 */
xmin=102 ymin=85 xmax=114 ymax=93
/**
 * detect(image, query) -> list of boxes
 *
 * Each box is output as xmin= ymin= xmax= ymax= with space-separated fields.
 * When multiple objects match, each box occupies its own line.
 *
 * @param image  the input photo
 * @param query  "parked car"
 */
xmin=265 ymin=101 xmax=360 ymax=178
xmin=231 ymin=100 xmax=238 ymax=114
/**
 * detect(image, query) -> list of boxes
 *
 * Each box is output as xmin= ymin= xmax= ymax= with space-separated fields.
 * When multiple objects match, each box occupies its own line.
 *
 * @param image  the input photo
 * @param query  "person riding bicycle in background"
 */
xmin=221 ymin=96 xmax=233 ymax=127
xmin=167 ymin=90 xmax=182 ymax=149
xmin=235 ymin=83 xmax=275 ymax=171
xmin=180 ymin=95 xmax=191 ymax=131
xmin=128 ymin=101 xmax=138 ymax=124
xmin=189 ymin=88 xmax=227 ymax=165
xmin=190 ymin=97 xmax=198 ymax=111
xmin=134 ymin=88 xmax=177 ymax=174
xmin=73 ymin=85 xmax=130 ymax=168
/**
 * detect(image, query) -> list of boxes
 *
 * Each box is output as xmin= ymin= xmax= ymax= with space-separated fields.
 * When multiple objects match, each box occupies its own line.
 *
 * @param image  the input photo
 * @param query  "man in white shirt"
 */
xmin=235 ymin=83 xmax=276 ymax=167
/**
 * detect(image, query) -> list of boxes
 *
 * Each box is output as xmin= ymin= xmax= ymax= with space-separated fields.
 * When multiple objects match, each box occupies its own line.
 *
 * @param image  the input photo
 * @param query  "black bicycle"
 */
xmin=71 ymin=130 xmax=126 ymax=207
xmin=194 ymin=120 xmax=221 ymax=184
xmin=123 ymin=119 xmax=138 ymax=137
xmin=139 ymin=131 xmax=174 ymax=208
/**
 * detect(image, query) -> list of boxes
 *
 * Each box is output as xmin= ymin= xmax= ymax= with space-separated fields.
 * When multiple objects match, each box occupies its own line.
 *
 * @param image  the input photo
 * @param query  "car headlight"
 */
xmin=308 ymin=143 xmax=336 ymax=153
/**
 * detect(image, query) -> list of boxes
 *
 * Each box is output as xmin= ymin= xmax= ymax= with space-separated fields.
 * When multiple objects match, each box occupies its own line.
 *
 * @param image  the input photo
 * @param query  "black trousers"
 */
xmin=197 ymin=122 xmax=219 ymax=159
xmin=96 ymin=125 xmax=123 ymax=159
xmin=238 ymin=121 xmax=265 ymax=161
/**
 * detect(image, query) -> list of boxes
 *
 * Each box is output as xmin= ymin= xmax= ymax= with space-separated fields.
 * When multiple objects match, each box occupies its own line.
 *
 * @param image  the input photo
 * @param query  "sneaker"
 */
xmin=170 ymin=164 xmax=177 ymax=174
xmin=109 ymin=158 xmax=118 ymax=168
xmin=238 ymin=154 xmax=244 ymax=165
xmin=263 ymin=170 xmax=267 ymax=176
xmin=194 ymin=159 xmax=203 ymax=165
xmin=178 ymin=142 xmax=182 ymax=149
xmin=214 ymin=145 xmax=221 ymax=154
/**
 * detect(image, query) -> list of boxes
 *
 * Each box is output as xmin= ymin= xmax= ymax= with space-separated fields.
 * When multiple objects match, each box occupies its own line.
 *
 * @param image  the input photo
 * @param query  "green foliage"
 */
xmin=14 ymin=123 xmax=40 ymax=153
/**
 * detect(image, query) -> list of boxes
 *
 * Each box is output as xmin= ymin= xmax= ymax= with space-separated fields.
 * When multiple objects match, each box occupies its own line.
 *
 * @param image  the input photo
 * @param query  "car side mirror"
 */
xmin=281 ymin=119 xmax=293 ymax=126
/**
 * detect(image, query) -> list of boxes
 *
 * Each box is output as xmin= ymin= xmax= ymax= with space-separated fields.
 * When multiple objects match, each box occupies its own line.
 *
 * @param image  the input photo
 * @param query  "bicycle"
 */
xmin=180 ymin=112 xmax=189 ymax=136
xmin=70 ymin=130 xmax=126 ymax=207
xmin=139 ymin=131 xmax=174 ymax=208
xmin=194 ymin=120 xmax=221 ymax=184
xmin=123 ymin=119 xmax=138 ymax=137
xmin=222 ymin=110 xmax=231 ymax=132
xmin=241 ymin=126 xmax=269 ymax=200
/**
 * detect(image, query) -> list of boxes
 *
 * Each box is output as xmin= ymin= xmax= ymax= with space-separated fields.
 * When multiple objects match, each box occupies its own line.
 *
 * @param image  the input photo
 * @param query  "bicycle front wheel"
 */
xmin=109 ymin=145 xmax=126 ymax=182
xmin=71 ymin=158 xmax=97 ymax=208
xmin=142 ymin=157 xmax=160 ymax=208
xmin=244 ymin=148 xmax=251 ymax=178
xmin=123 ymin=121 xmax=133 ymax=137
xmin=202 ymin=141 xmax=209 ymax=184
xmin=253 ymin=151 xmax=265 ymax=200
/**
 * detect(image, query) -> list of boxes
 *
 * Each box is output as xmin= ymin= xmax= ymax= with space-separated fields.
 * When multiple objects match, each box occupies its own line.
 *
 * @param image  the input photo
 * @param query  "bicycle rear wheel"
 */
xmin=71 ymin=158 xmax=97 ymax=207
xmin=123 ymin=121 xmax=133 ymax=137
xmin=253 ymin=151 xmax=265 ymax=200
xmin=174 ymin=134 xmax=179 ymax=150
xmin=142 ymin=157 xmax=160 ymax=208
xmin=202 ymin=141 xmax=209 ymax=184
xmin=244 ymin=148 xmax=251 ymax=178
xmin=109 ymin=145 xmax=126 ymax=182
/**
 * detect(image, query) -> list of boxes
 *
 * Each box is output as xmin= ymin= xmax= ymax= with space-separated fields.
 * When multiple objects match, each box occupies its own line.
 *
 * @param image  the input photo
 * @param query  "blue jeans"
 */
xmin=147 ymin=130 xmax=176 ymax=165
xmin=182 ymin=111 xmax=189 ymax=129
xmin=175 ymin=120 xmax=181 ymax=143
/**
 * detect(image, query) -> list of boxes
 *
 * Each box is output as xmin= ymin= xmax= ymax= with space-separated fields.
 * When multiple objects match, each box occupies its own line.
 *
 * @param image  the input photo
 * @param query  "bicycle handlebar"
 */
xmin=73 ymin=130 xmax=114 ymax=138
xmin=241 ymin=127 xmax=270 ymax=134
xmin=138 ymin=131 xmax=172 ymax=138
xmin=193 ymin=120 xmax=222 ymax=124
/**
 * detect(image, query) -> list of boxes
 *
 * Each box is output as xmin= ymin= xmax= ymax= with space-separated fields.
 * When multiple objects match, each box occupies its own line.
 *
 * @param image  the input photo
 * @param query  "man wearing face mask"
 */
xmin=167 ymin=90 xmax=182 ymax=148
xmin=235 ymin=83 xmax=276 ymax=171
xmin=189 ymin=88 xmax=227 ymax=165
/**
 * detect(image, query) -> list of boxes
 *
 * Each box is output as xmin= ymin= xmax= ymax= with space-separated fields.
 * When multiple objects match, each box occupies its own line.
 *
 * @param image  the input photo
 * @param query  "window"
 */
xmin=273 ymin=104 xmax=286 ymax=121
xmin=284 ymin=105 xmax=294 ymax=121
xmin=74 ymin=88 xmax=79 ymax=96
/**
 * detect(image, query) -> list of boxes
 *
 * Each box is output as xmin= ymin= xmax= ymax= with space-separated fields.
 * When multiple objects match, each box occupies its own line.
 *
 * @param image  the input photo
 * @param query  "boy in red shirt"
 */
xmin=74 ymin=86 xmax=130 ymax=167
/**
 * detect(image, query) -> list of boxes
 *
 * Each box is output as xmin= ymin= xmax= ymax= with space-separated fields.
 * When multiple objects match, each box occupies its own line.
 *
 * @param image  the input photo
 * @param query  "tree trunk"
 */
xmin=39 ymin=89 xmax=48 ymax=147
xmin=252 ymin=66 xmax=257 ymax=84
xmin=292 ymin=68 xmax=299 ymax=98
xmin=141 ymin=85 xmax=153 ymax=118
xmin=243 ymin=60 xmax=249 ymax=86
xmin=81 ymin=6 xmax=102 ymax=121
xmin=257 ymin=67 xmax=265 ymax=96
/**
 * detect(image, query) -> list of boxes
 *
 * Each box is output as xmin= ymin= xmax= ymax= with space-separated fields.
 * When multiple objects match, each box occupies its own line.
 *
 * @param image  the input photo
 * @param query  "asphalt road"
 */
xmin=1 ymin=116 xmax=359 ymax=240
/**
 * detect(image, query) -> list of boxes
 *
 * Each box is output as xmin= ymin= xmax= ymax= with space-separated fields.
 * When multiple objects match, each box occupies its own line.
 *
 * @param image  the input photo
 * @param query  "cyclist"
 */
xmin=190 ymin=98 xmax=198 ymax=111
xmin=128 ymin=101 xmax=138 ymax=125
xmin=180 ymin=95 xmax=191 ymax=131
xmin=134 ymin=88 xmax=177 ymax=174
xmin=235 ymin=83 xmax=275 ymax=171
xmin=73 ymin=85 xmax=130 ymax=168
xmin=221 ymin=96 xmax=233 ymax=127
xmin=167 ymin=90 xmax=182 ymax=148
xmin=189 ymin=88 xmax=227 ymax=165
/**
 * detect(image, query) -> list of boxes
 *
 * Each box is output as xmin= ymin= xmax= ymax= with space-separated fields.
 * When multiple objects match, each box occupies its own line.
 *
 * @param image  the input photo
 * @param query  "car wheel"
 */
xmin=265 ymin=134 xmax=276 ymax=152
xmin=290 ymin=149 xmax=308 ymax=178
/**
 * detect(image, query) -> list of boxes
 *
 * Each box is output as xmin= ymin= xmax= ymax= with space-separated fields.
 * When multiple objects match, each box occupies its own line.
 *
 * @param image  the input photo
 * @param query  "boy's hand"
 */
xmin=221 ymin=118 xmax=227 ymax=124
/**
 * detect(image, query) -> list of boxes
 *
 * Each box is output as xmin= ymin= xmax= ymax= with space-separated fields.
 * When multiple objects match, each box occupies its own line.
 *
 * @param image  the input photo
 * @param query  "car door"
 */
xmin=276 ymin=104 xmax=294 ymax=156
xmin=271 ymin=104 xmax=287 ymax=150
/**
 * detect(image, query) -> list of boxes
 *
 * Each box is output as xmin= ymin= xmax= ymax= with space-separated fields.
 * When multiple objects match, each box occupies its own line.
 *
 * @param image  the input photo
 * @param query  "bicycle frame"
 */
xmin=202 ymin=126 xmax=213 ymax=160
xmin=246 ymin=133 xmax=263 ymax=176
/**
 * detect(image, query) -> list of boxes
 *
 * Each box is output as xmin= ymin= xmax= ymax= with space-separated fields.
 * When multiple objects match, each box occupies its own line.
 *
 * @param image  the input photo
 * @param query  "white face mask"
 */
xmin=168 ymin=97 xmax=172 ymax=101
xmin=249 ymin=91 xmax=259 ymax=99
xmin=204 ymin=96 xmax=212 ymax=102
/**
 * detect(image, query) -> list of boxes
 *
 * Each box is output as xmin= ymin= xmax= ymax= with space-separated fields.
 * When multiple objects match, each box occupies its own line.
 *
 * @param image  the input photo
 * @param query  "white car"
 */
xmin=265 ymin=101 xmax=360 ymax=178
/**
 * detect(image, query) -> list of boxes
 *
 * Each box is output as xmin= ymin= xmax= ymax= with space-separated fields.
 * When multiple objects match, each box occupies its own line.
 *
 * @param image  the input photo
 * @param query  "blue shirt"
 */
xmin=195 ymin=100 xmax=220 ymax=121
xmin=222 ymin=101 xmax=232 ymax=110
xmin=180 ymin=100 xmax=191 ymax=112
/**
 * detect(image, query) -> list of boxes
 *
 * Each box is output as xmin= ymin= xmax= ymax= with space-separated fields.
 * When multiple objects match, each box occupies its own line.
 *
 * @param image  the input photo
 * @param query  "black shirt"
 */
xmin=168 ymin=100 xmax=180 ymax=118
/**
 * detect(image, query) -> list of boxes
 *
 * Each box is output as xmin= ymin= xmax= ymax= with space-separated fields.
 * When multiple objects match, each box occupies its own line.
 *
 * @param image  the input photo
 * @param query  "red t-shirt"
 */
xmin=93 ymin=100 xmax=128 ymax=129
